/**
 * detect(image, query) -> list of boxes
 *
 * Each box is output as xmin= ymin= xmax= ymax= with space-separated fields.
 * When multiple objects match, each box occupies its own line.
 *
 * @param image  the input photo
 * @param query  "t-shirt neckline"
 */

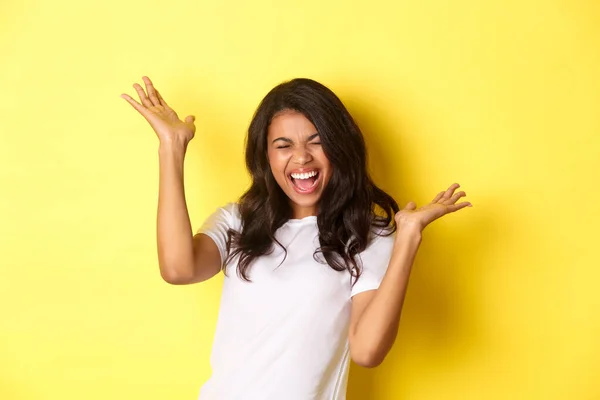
xmin=286 ymin=215 xmax=317 ymax=224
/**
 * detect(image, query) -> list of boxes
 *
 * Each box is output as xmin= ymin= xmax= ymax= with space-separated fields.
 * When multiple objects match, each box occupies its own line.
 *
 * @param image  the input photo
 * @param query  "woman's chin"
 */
xmin=286 ymin=190 xmax=321 ymax=212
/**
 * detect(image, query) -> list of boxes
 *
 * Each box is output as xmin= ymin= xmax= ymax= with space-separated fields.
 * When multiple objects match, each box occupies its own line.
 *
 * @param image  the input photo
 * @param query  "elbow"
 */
xmin=351 ymin=346 xmax=385 ymax=369
xmin=160 ymin=266 xmax=195 ymax=285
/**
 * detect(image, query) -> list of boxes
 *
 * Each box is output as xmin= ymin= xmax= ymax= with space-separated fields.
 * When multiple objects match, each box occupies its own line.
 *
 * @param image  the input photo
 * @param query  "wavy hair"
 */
xmin=225 ymin=78 xmax=399 ymax=283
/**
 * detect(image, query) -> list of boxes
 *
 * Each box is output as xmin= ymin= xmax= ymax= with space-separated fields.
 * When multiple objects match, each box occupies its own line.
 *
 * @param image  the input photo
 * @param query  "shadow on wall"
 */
xmin=343 ymin=90 xmax=492 ymax=400
xmin=168 ymin=76 xmax=495 ymax=399
xmin=0 ymin=371 xmax=42 ymax=400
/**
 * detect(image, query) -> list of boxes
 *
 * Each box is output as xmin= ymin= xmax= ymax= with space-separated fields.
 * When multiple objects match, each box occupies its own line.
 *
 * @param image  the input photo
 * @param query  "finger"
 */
xmin=440 ymin=183 xmax=460 ymax=201
xmin=121 ymin=93 xmax=151 ymax=117
xmin=432 ymin=191 xmax=445 ymax=203
xmin=446 ymin=202 xmax=472 ymax=212
xmin=185 ymin=115 xmax=197 ymax=133
xmin=403 ymin=201 xmax=417 ymax=210
xmin=143 ymin=76 xmax=161 ymax=107
xmin=133 ymin=83 xmax=153 ymax=108
xmin=445 ymin=191 xmax=466 ymax=204
xmin=156 ymin=90 xmax=172 ymax=110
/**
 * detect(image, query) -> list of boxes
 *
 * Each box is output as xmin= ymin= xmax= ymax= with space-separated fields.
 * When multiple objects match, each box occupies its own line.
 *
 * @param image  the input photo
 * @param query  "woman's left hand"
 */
xmin=395 ymin=183 xmax=472 ymax=232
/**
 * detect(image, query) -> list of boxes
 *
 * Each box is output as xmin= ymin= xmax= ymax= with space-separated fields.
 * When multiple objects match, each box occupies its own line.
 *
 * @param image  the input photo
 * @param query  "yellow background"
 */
xmin=1 ymin=0 xmax=599 ymax=399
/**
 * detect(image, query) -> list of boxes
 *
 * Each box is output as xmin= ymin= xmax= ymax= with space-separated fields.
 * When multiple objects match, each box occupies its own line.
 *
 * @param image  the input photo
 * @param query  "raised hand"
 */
xmin=121 ymin=76 xmax=196 ymax=145
xmin=395 ymin=183 xmax=472 ymax=232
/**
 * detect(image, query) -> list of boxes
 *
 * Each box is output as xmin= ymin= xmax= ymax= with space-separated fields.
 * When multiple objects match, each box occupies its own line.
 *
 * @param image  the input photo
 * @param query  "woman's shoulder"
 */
xmin=365 ymin=223 xmax=396 ymax=249
xmin=220 ymin=202 xmax=242 ymax=224
xmin=202 ymin=202 xmax=242 ymax=232
xmin=369 ymin=214 xmax=396 ymax=236
xmin=219 ymin=202 xmax=240 ymax=216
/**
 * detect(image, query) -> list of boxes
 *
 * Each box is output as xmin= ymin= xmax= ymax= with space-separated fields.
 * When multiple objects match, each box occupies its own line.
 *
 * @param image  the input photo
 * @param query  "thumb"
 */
xmin=403 ymin=201 xmax=417 ymax=210
xmin=185 ymin=115 xmax=195 ymax=124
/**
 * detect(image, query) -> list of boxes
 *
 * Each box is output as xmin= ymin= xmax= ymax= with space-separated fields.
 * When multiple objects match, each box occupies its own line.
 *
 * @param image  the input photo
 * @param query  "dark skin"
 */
xmin=350 ymin=183 xmax=472 ymax=367
xmin=121 ymin=76 xmax=474 ymax=367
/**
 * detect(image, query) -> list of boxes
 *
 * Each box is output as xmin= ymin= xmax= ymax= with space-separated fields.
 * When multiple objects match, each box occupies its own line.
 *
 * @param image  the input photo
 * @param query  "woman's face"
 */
xmin=267 ymin=110 xmax=332 ymax=219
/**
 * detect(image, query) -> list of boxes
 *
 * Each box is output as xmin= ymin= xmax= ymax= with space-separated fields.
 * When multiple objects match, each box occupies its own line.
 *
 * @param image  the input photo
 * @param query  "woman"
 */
xmin=121 ymin=76 xmax=472 ymax=399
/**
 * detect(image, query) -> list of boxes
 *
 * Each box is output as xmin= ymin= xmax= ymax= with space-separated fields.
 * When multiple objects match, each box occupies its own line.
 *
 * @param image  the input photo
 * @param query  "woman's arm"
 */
xmin=349 ymin=183 xmax=471 ymax=367
xmin=122 ymin=76 xmax=221 ymax=285
xmin=156 ymin=142 xmax=221 ymax=284
xmin=348 ymin=226 xmax=421 ymax=368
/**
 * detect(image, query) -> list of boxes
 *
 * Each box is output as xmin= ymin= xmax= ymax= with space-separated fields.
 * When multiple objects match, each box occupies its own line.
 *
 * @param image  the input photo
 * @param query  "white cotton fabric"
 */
xmin=197 ymin=203 xmax=395 ymax=400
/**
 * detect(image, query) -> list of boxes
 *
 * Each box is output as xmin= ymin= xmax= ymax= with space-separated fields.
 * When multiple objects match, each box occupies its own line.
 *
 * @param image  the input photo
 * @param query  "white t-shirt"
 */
xmin=197 ymin=203 xmax=395 ymax=400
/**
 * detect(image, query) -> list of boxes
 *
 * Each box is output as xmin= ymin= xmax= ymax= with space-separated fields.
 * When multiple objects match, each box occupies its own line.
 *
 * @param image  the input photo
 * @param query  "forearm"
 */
xmin=354 ymin=226 xmax=422 ymax=364
xmin=156 ymin=140 xmax=195 ymax=282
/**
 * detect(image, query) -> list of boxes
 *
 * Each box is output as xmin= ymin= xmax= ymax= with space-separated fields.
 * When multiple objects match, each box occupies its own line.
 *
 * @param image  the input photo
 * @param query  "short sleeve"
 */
xmin=196 ymin=203 xmax=241 ymax=265
xmin=350 ymin=228 xmax=396 ymax=297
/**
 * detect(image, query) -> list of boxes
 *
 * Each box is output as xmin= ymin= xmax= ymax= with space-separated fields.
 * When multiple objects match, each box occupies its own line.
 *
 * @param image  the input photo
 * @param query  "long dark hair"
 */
xmin=225 ymin=78 xmax=399 ymax=283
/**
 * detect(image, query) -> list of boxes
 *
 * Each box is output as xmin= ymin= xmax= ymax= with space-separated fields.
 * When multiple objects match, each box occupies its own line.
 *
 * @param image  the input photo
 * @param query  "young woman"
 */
xmin=121 ymin=76 xmax=472 ymax=400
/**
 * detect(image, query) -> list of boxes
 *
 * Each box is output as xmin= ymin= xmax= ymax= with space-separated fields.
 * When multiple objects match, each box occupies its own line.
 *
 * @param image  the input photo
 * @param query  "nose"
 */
xmin=292 ymin=146 xmax=313 ymax=165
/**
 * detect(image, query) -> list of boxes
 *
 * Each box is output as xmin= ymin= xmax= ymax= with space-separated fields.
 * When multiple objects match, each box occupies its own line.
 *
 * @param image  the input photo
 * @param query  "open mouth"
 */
xmin=289 ymin=169 xmax=320 ymax=194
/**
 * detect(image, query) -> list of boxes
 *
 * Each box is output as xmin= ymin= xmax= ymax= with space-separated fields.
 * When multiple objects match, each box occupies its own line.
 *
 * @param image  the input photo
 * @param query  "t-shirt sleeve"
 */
xmin=350 ymin=228 xmax=396 ymax=298
xmin=196 ymin=202 xmax=240 ymax=265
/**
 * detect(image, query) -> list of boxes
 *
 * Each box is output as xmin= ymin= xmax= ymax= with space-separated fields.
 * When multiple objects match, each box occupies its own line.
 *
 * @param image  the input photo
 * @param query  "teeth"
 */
xmin=291 ymin=170 xmax=318 ymax=180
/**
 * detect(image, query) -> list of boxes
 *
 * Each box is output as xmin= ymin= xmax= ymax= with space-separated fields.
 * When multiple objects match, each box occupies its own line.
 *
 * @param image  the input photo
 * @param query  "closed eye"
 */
xmin=276 ymin=145 xmax=291 ymax=149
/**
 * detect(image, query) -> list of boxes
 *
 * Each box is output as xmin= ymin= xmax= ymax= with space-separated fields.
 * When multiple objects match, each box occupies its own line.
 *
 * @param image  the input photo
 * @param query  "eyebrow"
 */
xmin=272 ymin=133 xmax=320 ymax=144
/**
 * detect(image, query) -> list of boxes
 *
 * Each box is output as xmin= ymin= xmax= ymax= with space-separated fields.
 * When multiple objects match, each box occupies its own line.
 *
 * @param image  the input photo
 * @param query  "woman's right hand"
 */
xmin=121 ymin=76 xmax=196 ymax=146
